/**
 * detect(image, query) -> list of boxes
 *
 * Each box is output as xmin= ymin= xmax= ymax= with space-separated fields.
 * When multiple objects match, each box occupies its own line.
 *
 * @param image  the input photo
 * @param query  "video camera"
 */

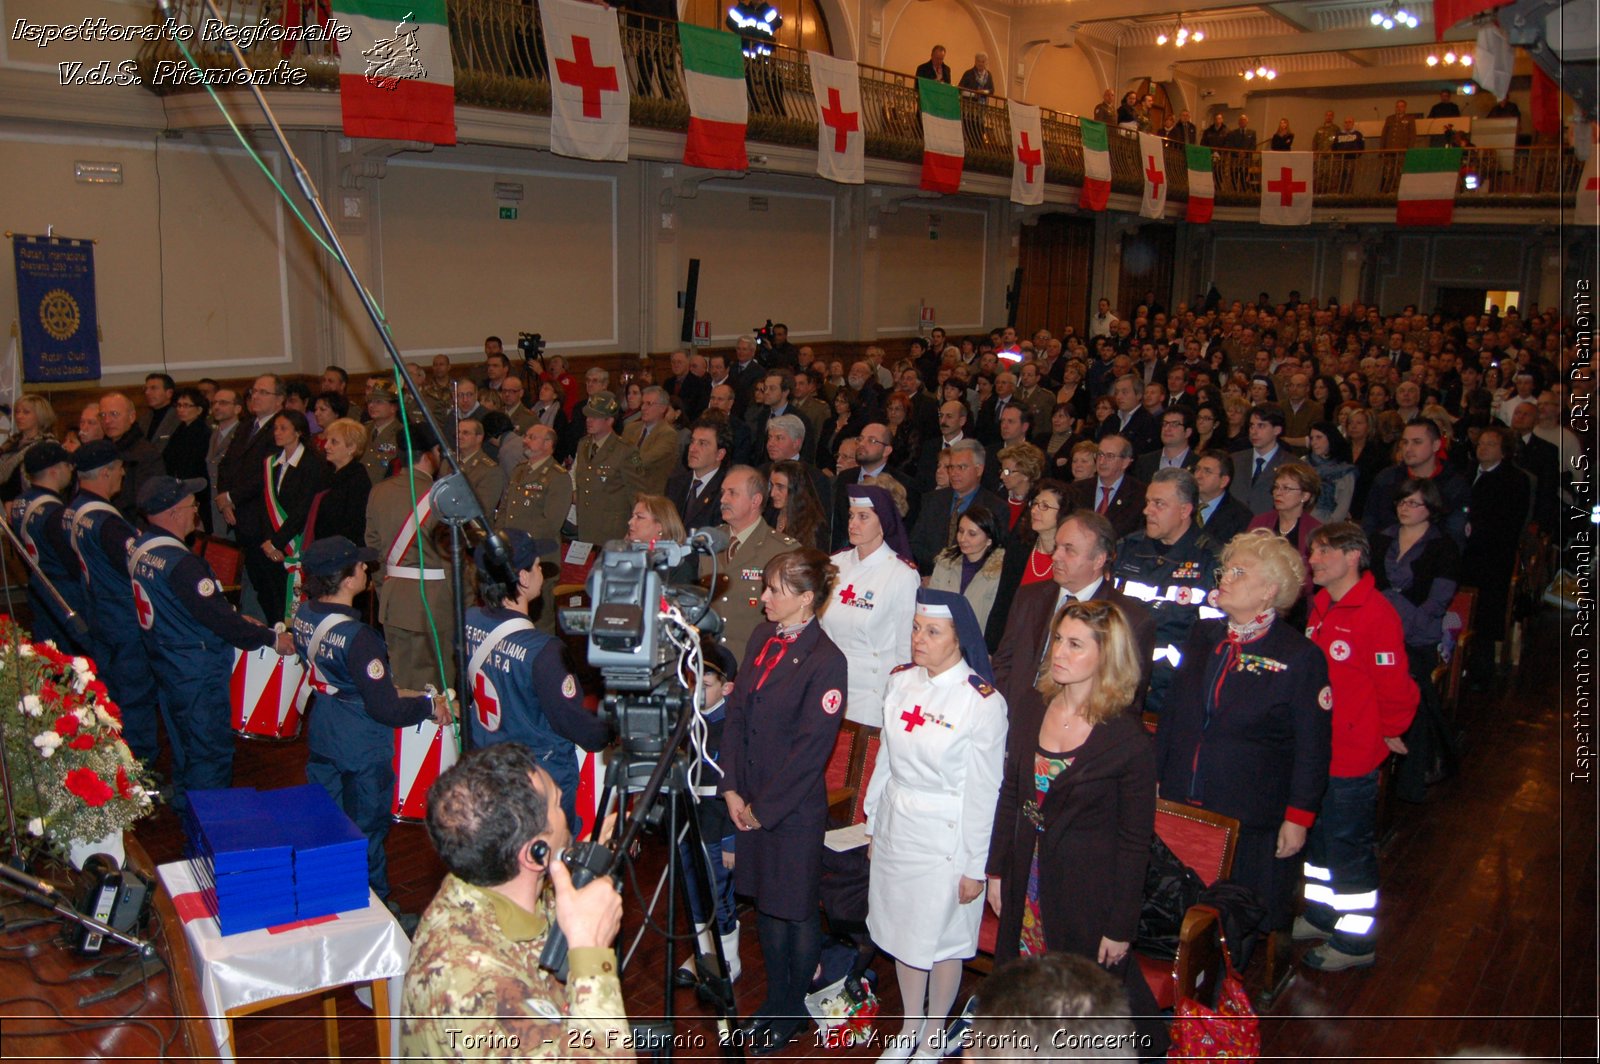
xmin=516 ymin=331 xmax=546 ymax=361
xmin=752 ymin=319 xmax=775 ymax=351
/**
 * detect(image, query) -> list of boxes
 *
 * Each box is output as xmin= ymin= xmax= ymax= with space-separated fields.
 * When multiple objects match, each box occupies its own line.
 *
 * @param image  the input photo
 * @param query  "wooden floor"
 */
xmin=1 ymin=610 xmax=1594 ymax=1061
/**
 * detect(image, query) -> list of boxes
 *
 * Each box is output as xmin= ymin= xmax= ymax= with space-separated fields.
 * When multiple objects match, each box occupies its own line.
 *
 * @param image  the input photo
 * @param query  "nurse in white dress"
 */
xmin=820 ymin=484 xmax=920 ymax=727
xmin=864 ymin=588 xmax=1008 ymax=1062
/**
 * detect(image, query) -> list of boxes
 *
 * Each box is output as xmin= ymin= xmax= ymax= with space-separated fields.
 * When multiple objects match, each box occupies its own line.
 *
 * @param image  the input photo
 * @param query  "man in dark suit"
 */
xmin=1095 ymin=374 xmax=1159 ymax=455
xmin=1463 ymin=424 xmax=1531 ymax=680
xmin=1067 ymin=434 xmax=1147 ymax=540
xmin=727 ymin=336 xmax=767 ymax=419
xmin=1230 ymin=405 xmax=1292 ymax=516
xmin=830 ymin=421 xmax=895 ymax=550
xmin=909 ymin=439 xmax=1005 ymax=573
xmin=1193 ymin=449 xmax=1253 ymax=547
xmin=989 ymin=509 xmax=1156 ymax=721
xmin=705 ymin=384 xmax=755 ymax=466
xmin=215 ymin=375 xmax=286 ymax=613
xmin=1133 ymin=407 xmax=1199 ymax=483
xmin=1509 ymin=400 xmax=1561 ymax=533
xmin=914 ymin=44 xmax=951 ymax=83
xmin=748 ymin=369 xmax=816 ymax=466
xmin=665 ymin=418 xmax=730 ymax=532
xmin=662 ymin=348 xmax=710 ymax=421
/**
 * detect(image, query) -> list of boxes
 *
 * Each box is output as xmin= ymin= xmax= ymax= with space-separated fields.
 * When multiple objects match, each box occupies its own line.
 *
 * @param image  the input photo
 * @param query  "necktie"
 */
xmin=1252 ymin=456 xmax=1265 ymax=485
xmin=728 ymin=536 xmax=740 ymax=562
xmin=1096 ymin=486 xmax=1110 ymax=515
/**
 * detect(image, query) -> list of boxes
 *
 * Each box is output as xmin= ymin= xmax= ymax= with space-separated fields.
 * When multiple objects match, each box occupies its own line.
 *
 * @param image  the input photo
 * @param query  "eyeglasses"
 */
xmin=1030 ymin=499 xmax=1060 ymax=511
xmin=1213 ymin=565 xmax=1250 ymax=584
xmin=1395 ymin=498 xmax=1428 ymax=510
xmin=1096 ymin=451 xmax=1130 ymax=461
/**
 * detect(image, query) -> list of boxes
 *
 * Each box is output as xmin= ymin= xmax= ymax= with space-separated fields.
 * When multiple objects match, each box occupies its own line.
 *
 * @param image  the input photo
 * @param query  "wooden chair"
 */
xmin=129 ymin=836 xmax=223 ymax=1059
xmin=193 ymin=534 xmax=242 ymax=594
xmin=1134 ymin=800 xmax=1240 ymax=1010
xmin=847 ymin=730 xmax=882 ymax=827
xmin=1435 ymin=587 xmax=1476 ymax=722
xmin=825 ymin=721 xmax=872 ymax=822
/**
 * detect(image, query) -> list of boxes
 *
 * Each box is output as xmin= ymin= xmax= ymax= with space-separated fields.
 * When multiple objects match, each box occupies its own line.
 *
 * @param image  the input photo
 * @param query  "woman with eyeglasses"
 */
xmin=164 ymin=387 xmax=214 ymax=532
xmin=995 ymin=442 xmax=1045 ymax=532
xmin=1155 ymin=529 xmax=1332 ymax=945
xmin=1368 ymin=477 xmax=1460 ymax=803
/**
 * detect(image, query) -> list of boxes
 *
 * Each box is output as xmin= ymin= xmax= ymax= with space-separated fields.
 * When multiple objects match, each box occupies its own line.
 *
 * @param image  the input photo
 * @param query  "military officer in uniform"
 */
xmin=456 ymin=416 xmax=507 ymax=518
xmin=497 ymin=423 xmax=570 ymax=629
xmin=571 ymin=390 xmax=643 ymax=545
xmin=361 ymin=382 xmax=403 ymax=485
xmin=129 ymin=477 xmax=295 ymax=807
xmin=364 ymin=424 xmax=455 ymax=691
xmin=400 ymin=743 xmax=630 ymax=1060
xmin=1111 ymin=468 xmax=1223 ymax=716
xmin=293 ymin=535 xmax=452 ymax=911
xmin=497 ymin=374 xmax=538 ymax=435
xmin=418 ymin=355 xmax=455 ymax=426
xmin=464 ymin=531 xmax=612 ymax=832
xmin=13 ymin=443 xmax=87 ymax=653
xmin=701 ymin=466 xmax=798 ymax=657
xmin=67 ymin=441 xmax=162 ymax=766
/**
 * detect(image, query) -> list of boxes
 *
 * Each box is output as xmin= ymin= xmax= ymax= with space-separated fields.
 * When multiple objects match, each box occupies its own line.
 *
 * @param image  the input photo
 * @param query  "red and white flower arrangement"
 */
xmin=0 ymin=617 xmax=154 ymax=855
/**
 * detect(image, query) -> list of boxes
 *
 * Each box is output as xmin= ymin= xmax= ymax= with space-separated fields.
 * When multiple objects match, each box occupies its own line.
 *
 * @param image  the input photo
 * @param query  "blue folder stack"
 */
xmin=184 ymin=786 xmax=371 ymax=935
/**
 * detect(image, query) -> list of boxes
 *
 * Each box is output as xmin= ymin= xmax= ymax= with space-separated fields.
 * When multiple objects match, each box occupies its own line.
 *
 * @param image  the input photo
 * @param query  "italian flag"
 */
xmin=678 ymin=25 xmax=747 ymax=170
xmin=1079 ymin=120 xmax=1111 ymax=211
xmin=1186 ymin=144 xmax=1214 ymax=223
xmin=919 ymin=78 xmax=964 ymax=193
xmin=332 ymin=0 xmax=455 ymax=145
xmin=1396 ymin=148 xmax=1463 ymax=226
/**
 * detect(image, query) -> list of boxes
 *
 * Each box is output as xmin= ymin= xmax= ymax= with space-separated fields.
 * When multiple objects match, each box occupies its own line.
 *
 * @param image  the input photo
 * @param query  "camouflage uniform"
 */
xmin=400 ymin=874 xmax=633 ymax=1061
xmin=362 ymin=418 xmax=401 ymax=485
xmin=460 ymin=448 xmax=507 ymax=519
xmin=364 ymin=468 xmax=454 ymax=690
xmin=420 ymin=380 xmax=454 ymax=427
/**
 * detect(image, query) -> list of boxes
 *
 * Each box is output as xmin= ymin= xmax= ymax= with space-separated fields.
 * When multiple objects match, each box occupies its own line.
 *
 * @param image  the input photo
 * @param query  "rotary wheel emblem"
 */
xmin=39 ymin=289 xmax=80 ymax=342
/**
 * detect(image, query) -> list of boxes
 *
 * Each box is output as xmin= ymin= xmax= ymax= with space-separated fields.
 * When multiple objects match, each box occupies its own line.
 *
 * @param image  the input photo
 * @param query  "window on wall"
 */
xmin=681 ymin=0 xmax=835 ymax=56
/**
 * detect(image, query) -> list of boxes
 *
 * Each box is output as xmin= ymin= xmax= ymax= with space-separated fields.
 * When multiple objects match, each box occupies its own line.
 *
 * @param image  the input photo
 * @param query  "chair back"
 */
xmin=1154 ymin=799 xmax=1238 ymax=887
xmin=825 ymin=723 xmax=860 ymax=794
xmin=849 ymin=732 xmax=882 ymax=826
xmin=195 ymin=534 xmax=242 ymax=590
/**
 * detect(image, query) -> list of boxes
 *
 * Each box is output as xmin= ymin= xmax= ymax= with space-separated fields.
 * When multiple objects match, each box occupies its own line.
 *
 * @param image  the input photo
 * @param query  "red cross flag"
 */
xmin=1260 ymin=151 xmax=1314 ymax=226
xmin=1577 ymin=147 xmax=1600 ymax=228
xmin=1138 ymin=132 xmax=1167 ymax=219
xmin=1008 ymin=100 xmax=1045 ymax=206
xmin=540 ymin=0 xmax=629 ymax=162
xmin=808 ymin=51 xmax=864 ymax=184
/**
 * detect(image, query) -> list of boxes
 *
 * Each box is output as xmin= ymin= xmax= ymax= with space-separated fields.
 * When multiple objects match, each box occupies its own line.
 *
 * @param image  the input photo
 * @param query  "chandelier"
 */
xmin=1240 ymin=60 xmax=1278 ymax=81
xmin=1370 ymin=4 xmax=1420 ymax=30
xmin=1155 ymin=16 xmax=1204 ymax=47
xmin=1425 ymin=51 xmax=1473 ymax=67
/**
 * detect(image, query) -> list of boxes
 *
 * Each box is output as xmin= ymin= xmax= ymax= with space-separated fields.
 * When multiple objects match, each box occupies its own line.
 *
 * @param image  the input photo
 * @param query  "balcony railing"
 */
xmin=138 ymin=0 xmax=1583 ymax=207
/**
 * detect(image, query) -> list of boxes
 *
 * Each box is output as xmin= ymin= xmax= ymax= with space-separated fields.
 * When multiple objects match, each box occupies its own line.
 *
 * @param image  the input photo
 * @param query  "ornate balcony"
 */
xmin=137 ymin=0 xmax=1582 ymax=209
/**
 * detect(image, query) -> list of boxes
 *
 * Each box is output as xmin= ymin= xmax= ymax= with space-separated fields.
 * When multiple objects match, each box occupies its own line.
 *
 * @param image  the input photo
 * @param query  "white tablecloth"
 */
xmin=157 ymin=860 xmax=409 ymax=1062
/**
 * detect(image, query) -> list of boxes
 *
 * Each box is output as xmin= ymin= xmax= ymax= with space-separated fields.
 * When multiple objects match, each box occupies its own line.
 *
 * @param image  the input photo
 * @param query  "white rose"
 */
xmin=72 ymin=656 xmax=92 ymax=675
xmin=20 ymin=695 xmax=42 ymax=717
xmin=18 ymin=645 xmax=34 ymax=658
xmin=96 ymin=707 xmax=122 ymax=731
xmin=33 ymin=732 xmax=60 ymax=757
xmin=27 ymin=818 xmax=43 ymax=836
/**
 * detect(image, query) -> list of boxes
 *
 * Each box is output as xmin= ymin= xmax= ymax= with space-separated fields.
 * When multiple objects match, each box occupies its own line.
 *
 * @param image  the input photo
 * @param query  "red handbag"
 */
xmin=1170 ymin=915 xmax=1261 ymax=1060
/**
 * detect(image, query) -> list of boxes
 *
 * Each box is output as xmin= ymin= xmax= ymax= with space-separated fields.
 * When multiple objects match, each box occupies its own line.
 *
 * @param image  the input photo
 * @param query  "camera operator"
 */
xmin=401 ymin=743 xmax=629 ymax=1060
xmin=465 ymin=530 xmax=613 ymax=835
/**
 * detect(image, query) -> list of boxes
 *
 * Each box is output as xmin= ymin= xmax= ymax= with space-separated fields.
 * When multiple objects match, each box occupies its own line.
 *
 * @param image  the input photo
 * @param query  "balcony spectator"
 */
xmin=1485 ymin=95 xmax=1520 ymax=120
xmin=1312 ymin=110 xmax=1340 ymax=152
xmin=915 ymin=44 xmax=951 ymax=84
xmin=1158 ymin=111 xmax=1181 ymax=140
xmin=1331 ymin=115 xmax=1365 ymax=152
xmin=1200 ymin=111 xmax=1229 ymax=147
xmin=1428 ymin=90 xmax=1461 ymax=119
xmin=1173 ymin=108 xmax=1198 ymax=143
xmin=1381 ymin=99 xmax=1417 ymax=150
xmin=957 ymin=53 xmax=992 ymax=95
xmin=1270 ymin=118 xmax=1295 ymax=151
xmin=1226 ymin=113 xmax=1257 ymax=151
xmin=1093 ymin=89 xmax=1115 ymax=124
xmin=1116 ymin=90 xmax=1140 ymax=131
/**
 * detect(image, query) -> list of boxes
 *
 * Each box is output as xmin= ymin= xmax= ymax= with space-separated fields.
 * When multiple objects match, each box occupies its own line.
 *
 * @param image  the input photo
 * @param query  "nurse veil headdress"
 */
xmin=846 ymin=484 xmax=914 ymax=563
xmin=914 ymin=587 xmax=995 ymax=685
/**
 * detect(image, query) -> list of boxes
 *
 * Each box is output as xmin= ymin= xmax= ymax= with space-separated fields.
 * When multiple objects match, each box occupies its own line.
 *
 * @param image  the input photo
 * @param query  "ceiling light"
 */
xmin=1461 ymin=54 xmax=1473 ymax=65
xmin=1426 ymin=55 xmax=1439 ymax=66
xmin=1461 ymin=82 xmax=1476 ymax=94
xmin=1371 ymin=3 xmax=1420 ymax=30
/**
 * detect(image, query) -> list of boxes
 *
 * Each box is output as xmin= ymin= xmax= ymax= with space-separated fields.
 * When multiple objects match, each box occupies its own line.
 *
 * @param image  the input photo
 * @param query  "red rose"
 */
xmin=69 ymin=734 xmax=95 ymax=751
xmin=53 ymin=713 xmax=80 ymax=738
xmin=64 ymin=767 xmax=114 ymax=807
xmin=115 ymin=766 xmax=133 ymax=799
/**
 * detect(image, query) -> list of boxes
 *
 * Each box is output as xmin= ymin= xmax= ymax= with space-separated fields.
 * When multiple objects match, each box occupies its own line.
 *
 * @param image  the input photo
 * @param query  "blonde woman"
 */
xmin=1155 ymin=529 xmax=1332 ymax=938
xmin=0 ymin=394 xmax=57 ymax=500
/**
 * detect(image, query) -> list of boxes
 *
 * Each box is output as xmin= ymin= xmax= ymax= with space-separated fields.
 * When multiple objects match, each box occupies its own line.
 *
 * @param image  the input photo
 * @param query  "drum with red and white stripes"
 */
xmin=392 ymin=720 xmax=461 ymax=822
xmin=229 ymin=646 xmax=308 ymax=741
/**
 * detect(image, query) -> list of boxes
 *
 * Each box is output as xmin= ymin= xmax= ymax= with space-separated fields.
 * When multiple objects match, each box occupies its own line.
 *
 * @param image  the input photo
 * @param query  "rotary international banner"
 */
xmin=11 ymin=234 xmax=101 ymax=382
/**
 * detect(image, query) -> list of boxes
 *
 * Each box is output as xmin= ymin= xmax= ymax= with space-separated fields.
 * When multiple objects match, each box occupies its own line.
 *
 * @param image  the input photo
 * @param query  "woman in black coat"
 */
xmin=305 ymin=417 xmax=372 ymax=546
xmin=253 ymin=409 xmax=329 ymax=623
xmin=986 ymin=599 xmax=1165 ymax=1051
xmin=719 ymin=548 xmax=849 ymax=1054
xmin=164 ymin=388 xmax=213 ymax=531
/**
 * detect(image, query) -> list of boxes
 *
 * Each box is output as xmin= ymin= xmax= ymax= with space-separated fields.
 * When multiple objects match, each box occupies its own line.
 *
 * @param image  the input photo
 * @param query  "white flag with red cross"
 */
xmin=1138 ymin=132 xmax=1168 ymax=219
xmin=1260 ymin=151 xmax=1314 ymax=226
xmin=808 ymin=51 xmax=865 ymax=184
xmin=1008 ymin=100 xmax=1045 ymax=206
xmin=540 ymin=0 xmax=630 ymax=162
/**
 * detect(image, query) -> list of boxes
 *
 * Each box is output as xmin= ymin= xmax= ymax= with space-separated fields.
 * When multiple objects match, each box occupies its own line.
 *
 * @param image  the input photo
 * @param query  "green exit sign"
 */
xmin=499 ymin=206 xmax=518 ymax=220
